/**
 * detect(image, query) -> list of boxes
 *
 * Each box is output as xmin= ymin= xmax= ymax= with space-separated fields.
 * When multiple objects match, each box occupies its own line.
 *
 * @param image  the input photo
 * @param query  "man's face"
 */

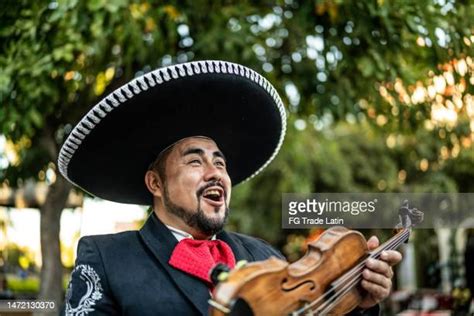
xmin=159 ymin=137 xmax=232 ymax=236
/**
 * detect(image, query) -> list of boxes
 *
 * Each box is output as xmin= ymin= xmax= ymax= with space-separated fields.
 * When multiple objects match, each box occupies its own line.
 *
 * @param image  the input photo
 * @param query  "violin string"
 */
xmin=313 ymin=230 xmax=410 ymax=315
xmin=320 ymin=229 xmax=408 ymax=306
xmin=316 ymin=274 xmax=362 ymax=314
xmin=314 ymin=230 xmax=410 ymax=315
xmin=332 ymin=229 xmax=409 ymax=288
xmin=311 ymin=232 xmax=410 ymax=316
xmin=293 ymin=230 xmax=409 ymax=315
xmin=293 ymin=229 xmax=410 ymax=315
xmin=312 ymin=233 xmax=408 ymax=315
xmin=292 ymin=231 xmax=407 ymax=315
xmin=322 ymin=229 xmax=408 ymax=293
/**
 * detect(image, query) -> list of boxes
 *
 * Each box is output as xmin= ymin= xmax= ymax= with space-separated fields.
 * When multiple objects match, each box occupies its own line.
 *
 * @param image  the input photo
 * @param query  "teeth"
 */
xmin=204 ymin=190 xmax=221 ymax=197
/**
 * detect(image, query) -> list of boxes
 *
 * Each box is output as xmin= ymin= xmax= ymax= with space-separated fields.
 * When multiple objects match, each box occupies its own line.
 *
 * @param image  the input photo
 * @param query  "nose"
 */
xmin=203 ymin=162 xmax=224 ymax=182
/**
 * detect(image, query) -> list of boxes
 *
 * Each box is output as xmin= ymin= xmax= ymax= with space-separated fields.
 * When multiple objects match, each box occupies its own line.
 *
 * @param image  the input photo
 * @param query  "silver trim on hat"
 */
xmin=58 ymin=60 xmax=287 ymax=194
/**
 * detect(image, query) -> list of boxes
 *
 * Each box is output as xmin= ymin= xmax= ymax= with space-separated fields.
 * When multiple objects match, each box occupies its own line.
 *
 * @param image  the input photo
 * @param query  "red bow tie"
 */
xmin=169 ymin=238 xmax=235 ymax=287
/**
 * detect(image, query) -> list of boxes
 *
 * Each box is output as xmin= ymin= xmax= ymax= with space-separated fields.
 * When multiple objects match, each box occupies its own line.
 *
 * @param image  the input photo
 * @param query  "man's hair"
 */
xmin=148 ymin=146 xmax=173 ymax=184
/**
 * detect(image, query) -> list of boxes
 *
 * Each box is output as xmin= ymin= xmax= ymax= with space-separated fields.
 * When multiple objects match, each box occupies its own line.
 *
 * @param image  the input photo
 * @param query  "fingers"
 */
xmin=362 ymin=258 xmax=393 ymax=303
xmin=363 ymin=266 xmax=392 ymax=288
xmin=366 ymin=236 xmax=379 ymax=250
xmin=359 ymin=239 xmax=403 ymax=307
xmin=361 ymin=279 xmax=391 ymax=302
xmin=380 ymin=250 xmax=403 ymax=266
xmin=366 ymin=257 xmax=392 ymax=277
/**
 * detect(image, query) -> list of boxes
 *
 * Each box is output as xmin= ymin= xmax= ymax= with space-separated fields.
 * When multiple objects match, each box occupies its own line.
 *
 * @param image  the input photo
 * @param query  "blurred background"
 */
xmin=1 ymin=0 xmax=473 ymax=314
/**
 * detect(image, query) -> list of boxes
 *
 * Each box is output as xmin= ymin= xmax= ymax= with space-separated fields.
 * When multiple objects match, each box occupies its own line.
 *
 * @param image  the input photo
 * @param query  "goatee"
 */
xmin=162 ymin=186 xmax=229 ymax=236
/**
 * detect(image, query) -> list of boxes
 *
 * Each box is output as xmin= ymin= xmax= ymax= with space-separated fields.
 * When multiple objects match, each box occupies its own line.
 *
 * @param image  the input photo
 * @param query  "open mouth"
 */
xmin=201 ymin=187 xmax=225 ymax=205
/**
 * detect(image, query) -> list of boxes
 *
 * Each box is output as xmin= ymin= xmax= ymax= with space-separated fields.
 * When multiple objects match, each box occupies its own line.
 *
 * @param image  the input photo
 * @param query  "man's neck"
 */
xmin=153 ymin=209 xmax=212 ymax=240
xmin=165 ymin=224 xmax=216 ymax=241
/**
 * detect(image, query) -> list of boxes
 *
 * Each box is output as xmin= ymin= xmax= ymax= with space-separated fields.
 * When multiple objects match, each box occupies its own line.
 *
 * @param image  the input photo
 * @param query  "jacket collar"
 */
xmin=139 ymin=213 xmax=254 ymax=315
xmin=216 ymin=230 xmax=248 ymax=262
xmin=139 ymin=213 xmax=211 ymax=315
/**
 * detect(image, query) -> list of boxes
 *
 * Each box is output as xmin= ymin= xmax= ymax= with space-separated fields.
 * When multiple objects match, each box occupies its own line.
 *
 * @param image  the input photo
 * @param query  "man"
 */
xmin=60 ymin=60 xmax=400 ymax=315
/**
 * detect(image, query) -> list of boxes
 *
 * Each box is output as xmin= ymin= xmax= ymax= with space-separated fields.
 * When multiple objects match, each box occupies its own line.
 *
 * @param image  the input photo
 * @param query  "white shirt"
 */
xmin=166 ymin=225 xmax=216 ymax=241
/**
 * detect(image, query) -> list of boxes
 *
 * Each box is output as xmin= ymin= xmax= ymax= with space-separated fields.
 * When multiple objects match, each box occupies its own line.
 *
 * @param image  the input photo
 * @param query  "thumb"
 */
xmin=367 ymin=235 xmax=379 ymax=250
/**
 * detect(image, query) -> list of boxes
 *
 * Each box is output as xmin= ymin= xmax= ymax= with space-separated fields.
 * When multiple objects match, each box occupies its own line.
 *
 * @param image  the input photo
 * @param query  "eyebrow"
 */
xmin=182 ymin=147 xmax=227 ymax=161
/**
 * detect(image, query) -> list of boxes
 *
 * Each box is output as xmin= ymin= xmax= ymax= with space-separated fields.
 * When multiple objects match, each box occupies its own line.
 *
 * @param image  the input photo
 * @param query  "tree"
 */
xmin=1 ymin=0 xmax=187 ymax=306
xmin=1 ymin=0 xmax=472 ymax=306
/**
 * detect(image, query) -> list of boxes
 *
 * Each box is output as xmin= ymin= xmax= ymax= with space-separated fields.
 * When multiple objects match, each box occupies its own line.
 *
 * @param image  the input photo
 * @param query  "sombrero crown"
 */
xmin=58 ymin=60 xmax=286 ymax=205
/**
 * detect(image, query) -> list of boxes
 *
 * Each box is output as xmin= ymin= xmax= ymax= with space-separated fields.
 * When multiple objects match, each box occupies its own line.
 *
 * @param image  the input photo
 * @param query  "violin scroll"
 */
xmin=397 ymin=200 xmax=424 ymax=229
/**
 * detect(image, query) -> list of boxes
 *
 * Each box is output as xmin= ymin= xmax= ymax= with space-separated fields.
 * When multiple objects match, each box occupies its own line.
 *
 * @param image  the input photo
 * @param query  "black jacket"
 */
xmin=63 ymin=213 xmax=378 ymax=315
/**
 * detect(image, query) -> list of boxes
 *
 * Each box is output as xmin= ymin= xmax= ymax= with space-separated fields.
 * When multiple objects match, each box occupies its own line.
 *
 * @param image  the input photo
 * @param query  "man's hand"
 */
xmin=358 ymin=236 xmax=402 ymax=309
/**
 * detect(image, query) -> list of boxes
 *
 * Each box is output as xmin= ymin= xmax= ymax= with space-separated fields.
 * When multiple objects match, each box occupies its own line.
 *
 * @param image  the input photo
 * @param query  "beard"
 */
xmin=162 ymin=185 xmax=229 ymax=237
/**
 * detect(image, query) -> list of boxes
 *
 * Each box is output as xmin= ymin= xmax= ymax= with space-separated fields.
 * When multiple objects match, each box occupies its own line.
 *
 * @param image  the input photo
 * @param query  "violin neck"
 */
xmin=368 ymin=228 xmax=410 ymax=258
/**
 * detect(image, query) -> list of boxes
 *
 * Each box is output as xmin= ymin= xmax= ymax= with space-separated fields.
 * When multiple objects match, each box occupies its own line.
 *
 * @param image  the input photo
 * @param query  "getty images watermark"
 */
xmin=282 ymin=193 xmax=474 ymax=229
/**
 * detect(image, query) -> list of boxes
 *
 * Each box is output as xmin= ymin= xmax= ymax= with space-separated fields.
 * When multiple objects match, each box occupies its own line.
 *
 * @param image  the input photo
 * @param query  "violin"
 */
xmin=209 ymin=201 xmax=424 ymax=315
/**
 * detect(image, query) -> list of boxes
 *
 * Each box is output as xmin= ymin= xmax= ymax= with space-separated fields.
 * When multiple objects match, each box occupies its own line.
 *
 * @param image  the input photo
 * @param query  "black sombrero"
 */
xmin=58 ymin=60 xmax=286 ymax=205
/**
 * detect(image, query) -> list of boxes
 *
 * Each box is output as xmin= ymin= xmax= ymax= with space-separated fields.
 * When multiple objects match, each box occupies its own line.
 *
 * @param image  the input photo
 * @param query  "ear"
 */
xmin=144 ymin=170 xmax=163 ymax=198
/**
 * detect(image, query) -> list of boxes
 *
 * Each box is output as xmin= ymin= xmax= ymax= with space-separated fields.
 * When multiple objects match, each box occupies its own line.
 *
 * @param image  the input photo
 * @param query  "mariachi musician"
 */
xmin=59 ymin=60 xmax=401 ymax=315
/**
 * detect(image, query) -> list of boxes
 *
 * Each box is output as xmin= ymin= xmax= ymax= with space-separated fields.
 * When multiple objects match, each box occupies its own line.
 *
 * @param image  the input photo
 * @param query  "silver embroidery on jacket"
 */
xmin=65 ymin=264 xmax=103 ymax=315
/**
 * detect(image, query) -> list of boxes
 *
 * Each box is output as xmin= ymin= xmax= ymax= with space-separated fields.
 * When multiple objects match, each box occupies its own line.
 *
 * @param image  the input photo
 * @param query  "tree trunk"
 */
xmin=35 ymin=173 xmax=71 ymax=316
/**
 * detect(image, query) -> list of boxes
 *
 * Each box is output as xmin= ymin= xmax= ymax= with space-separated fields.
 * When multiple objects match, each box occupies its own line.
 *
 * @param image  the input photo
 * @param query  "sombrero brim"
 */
xmin=58 ymin=60 xmax=286 ymax=205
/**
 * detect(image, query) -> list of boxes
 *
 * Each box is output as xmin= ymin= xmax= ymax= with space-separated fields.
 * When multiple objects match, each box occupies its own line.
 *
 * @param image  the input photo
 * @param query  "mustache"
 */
xmin=196 ymin=181 xmax=226 ymax=198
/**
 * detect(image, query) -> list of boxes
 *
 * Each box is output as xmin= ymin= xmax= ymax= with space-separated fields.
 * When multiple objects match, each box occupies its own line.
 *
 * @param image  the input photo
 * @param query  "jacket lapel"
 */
xmin=216 ymin=230 xmax=253 ymax=262
xmin=138 ymin=213 xmax=211 ymax=316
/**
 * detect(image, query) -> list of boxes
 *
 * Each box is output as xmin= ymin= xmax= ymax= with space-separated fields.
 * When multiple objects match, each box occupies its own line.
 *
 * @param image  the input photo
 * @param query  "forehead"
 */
xmin=171 ymin=137 xmax=222 ymax=156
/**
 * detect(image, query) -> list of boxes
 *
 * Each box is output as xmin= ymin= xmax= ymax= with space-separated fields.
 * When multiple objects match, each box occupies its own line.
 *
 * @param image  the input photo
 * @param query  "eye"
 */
xmin=215 ymin=160 xmax=226 ymax=167
xmin=189 ymin=159 xmax=202 ymax=165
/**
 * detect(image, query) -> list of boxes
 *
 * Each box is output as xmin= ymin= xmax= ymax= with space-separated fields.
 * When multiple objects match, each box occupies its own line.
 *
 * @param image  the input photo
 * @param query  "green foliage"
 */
xmin=1 ymin=1 xmax=472 ymax=305
xmin=2 ymin=0 xmax=473 ymax=182
xmin=6 ymin=273 xmax=71 ymax=293
xmin=445 ymin=149 xmax=474 ymax=192
xmin=230 ymin=118 xmax=472 ymax=243
xmin=0 ymin=0 xmax=473 ymax=241
xmin=413 ymin=229 xmax=441 ymax=288
xmin=6 ymin=275 xmax=40 ymax=293
xmin=3 ymin=243 xmax=35 ymax=270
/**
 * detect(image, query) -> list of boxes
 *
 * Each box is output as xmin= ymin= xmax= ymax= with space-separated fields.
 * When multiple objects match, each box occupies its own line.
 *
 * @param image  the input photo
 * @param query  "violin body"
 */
xmin=210 ymin=226 xmax=369 ymax=316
